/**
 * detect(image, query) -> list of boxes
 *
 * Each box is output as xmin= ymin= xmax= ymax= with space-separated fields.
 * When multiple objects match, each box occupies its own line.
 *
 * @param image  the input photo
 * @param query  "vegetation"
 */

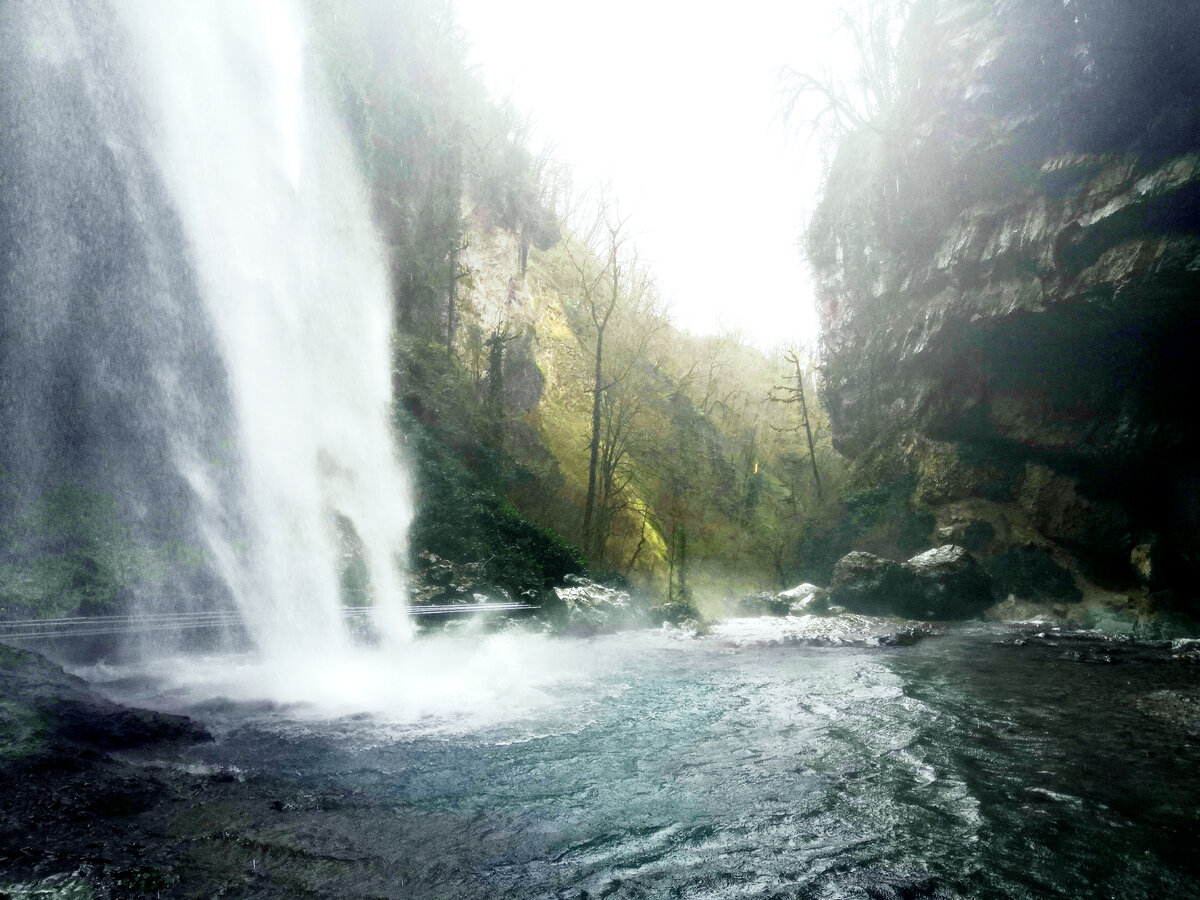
xmin=298 ymin=0 xmax=872 ymax=608
xmin=0 ymin=484 xmax=203 ymax=621
xmin=0 ymin=0 xmax=873 ymax=622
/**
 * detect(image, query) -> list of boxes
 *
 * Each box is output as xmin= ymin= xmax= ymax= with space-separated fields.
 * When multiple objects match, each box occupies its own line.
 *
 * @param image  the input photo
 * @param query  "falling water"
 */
xmin=0 ymin=0 xmax=413 ymax=655
xmin=116 ymin=0 xmax=414 ymax=653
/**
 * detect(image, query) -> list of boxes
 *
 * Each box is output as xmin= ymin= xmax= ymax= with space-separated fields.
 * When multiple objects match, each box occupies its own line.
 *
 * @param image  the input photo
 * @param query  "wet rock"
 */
xmin=982 ymin=544 xmax=1082 ymax=603
xmin=731 ymin=592 xmax=793 ymax=617
xmin=903 ymin=545 xmax=993 ymax=620
xmin=709 ymin=613 xmax=938 ymax=649
xmin=550 ymin=575 xmax=648 ymax=634
xmin=828 ymin=552 xmax=923 ymax=618
xmin=778 ymin=582 xmax=830 ymax=614
xmin=0 ymin=644 xmax=210 ymax=758
xmin=408 ymin=551 xmax=514 ymax=607
xmin=829 ymin=546 xmax=993 ymax=620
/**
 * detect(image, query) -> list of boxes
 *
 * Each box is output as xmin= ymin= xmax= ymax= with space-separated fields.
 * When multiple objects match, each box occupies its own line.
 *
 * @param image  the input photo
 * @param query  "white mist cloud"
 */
xmin=455 ymin=0 xmax=846 ymax=350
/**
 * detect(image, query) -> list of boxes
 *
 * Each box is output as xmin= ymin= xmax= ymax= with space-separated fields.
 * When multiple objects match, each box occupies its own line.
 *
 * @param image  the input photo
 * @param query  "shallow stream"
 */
xmin=89 ymin=621 xmax=1200 ymax=898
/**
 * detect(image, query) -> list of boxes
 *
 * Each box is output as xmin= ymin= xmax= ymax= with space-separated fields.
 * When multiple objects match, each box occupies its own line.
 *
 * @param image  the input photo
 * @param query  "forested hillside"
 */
xmin=310 ymin=0 xmax=852 ymax=609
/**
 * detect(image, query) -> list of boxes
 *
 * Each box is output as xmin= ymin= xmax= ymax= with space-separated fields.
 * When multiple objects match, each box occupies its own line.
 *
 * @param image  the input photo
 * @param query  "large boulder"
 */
xmin=903 ymin=545 xmax=993 ymax=619
xmin=829 ymin=546 xmax=993 ymax=620
xmin=829 ymin=551 xmax=923 ymax=617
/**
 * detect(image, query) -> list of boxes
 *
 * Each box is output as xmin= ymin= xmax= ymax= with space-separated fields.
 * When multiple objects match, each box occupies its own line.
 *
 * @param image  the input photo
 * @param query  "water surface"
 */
xmin=95 ymin=622 xmax=1200 ymax=898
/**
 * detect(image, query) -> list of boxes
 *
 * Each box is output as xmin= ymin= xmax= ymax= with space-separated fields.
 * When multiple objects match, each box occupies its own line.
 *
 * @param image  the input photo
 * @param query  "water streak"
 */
xmin=114 ymin=0 xmax=412 ymax=653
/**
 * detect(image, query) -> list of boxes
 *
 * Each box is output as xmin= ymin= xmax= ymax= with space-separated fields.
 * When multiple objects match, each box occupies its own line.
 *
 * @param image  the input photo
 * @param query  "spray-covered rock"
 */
xmin=549 ymin=575 xmax=649 ymax=634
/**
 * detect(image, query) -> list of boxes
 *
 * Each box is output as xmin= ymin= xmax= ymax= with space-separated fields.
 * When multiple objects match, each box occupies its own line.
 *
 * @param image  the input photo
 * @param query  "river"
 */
xmin=83 ymin=620 xmax=1200 ymax=898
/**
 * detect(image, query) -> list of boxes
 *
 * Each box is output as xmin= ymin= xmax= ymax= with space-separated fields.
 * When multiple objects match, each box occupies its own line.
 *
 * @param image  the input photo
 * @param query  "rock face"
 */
xmin=830 ymin=547 xmax=993 ymax=620
xmin=810 ymin=0 xmax=1200 ymax=597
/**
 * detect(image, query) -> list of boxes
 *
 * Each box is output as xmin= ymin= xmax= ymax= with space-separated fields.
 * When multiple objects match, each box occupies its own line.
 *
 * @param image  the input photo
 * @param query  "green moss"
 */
xmin=0 ymin=484 xmax=207 ymax=621
xmin=399 ymin=399 xmax=584 ymax=597
xmin=0 ymin=699 xmax=49 ymax=761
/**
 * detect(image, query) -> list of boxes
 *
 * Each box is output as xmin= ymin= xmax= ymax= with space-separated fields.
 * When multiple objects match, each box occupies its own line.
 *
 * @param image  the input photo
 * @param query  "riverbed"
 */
xmin=50 ymin=620 xmax=1197 ymax=898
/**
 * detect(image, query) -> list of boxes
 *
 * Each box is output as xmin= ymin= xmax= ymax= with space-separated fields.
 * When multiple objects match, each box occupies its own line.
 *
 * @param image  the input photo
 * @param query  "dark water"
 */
xmin=99 ymin=623 xmax=1200 ymax=898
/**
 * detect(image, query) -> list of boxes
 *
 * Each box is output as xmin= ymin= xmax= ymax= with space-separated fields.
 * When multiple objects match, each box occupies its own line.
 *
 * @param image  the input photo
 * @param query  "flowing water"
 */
xmin=91 ymin=621 xmax=1200 ymax=899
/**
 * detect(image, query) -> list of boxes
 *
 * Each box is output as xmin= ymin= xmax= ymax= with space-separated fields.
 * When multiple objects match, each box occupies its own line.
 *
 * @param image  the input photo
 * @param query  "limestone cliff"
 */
xmin=811 ymin=0 xmax=1200 ymax=602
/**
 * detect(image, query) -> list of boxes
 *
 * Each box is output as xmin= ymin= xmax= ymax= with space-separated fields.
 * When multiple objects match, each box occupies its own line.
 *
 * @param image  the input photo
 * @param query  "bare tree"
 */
xmin=768 ymin=349 xmax=824 ymax=501
xmin=777 ymin=0 xmax=913 ymax=155
xmin=562 ymin=196 xmax=661 ymax=563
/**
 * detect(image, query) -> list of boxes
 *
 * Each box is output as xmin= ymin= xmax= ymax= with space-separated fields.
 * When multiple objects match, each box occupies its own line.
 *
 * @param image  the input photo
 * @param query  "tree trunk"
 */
xmin=446 ymin=240 xmax=459 ymax=354
xmin=582 ymin=325 xmax=605 ymax=562
xmin=519 ymin=231 xmax=530 ymax=277
xmin=677 ymin=529 xmax=688 ymax=601
xmin=486 ymin=334 xmax=505 ymax=422
xmin=624 ymin=506 xmax=649 ymax=576
xmin=794 ymin=356 xmax=824 ymax=501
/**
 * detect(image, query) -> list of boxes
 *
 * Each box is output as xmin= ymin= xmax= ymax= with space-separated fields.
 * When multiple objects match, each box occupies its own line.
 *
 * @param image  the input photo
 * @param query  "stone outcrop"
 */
xmin=549 ymin=574 xmax=649 ymax=634
xmin=830 ymin=546 xmax=993 ymax=620
xmin=811 ymin=0 xmax=1200 ymax=599
xmin=778 ymin=583 xmax=830 ymax=614
xmin=904 ymin=545 xmax=994 ymax=619
xmin=829 ymin=551 xmax=923 ymax=617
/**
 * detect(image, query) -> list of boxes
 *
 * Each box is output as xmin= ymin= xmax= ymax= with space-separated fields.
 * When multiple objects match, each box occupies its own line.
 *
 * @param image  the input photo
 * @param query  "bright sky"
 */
xmin=453 ymin=0 xmax=841 ymax=350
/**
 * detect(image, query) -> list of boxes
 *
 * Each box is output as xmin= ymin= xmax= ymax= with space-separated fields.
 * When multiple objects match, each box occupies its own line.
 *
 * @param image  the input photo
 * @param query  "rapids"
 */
xmin=88 ymin=622 xmax=1200 ymax=898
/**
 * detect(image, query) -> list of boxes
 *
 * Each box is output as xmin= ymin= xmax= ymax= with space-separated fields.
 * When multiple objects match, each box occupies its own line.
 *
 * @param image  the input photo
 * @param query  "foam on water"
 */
xmin=85 ymin=629 xmax=680 ymax=738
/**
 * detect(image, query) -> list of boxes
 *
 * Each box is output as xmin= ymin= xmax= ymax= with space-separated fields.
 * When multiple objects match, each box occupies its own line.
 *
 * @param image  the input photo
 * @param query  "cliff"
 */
xmin=810 ymin=0 xmax=1200 ymax=606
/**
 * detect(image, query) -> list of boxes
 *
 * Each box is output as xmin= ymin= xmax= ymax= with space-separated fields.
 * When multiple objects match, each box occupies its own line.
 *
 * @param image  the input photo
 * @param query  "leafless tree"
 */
xmin=777 ymin=0 xmax=914 ymax=155
xmin=562 ymin=195 xmax=663 ymax=563
xmin=768 ymin=349 xmax=824 ymax=501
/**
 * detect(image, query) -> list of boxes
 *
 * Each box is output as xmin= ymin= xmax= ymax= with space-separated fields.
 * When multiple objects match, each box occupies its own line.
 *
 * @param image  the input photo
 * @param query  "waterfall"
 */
xmin=0 ymin=0 xmax=413 ymax=655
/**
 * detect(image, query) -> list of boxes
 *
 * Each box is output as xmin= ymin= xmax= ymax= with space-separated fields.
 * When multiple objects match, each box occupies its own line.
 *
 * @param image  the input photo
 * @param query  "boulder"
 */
xmin=828 ymin=551 xmax=923 ymax=617
xmin=778 ymin=583 xmax=830 ymax=614
xmin=903 ymin=545 xmax=993 ymax=620
xmin=551 ymin=574 xmax=647 ymax=634
xmin=829 ymin=546 xmax=994 ymax=620
xmin=731 ymin=592 xmax=793 ymax=617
